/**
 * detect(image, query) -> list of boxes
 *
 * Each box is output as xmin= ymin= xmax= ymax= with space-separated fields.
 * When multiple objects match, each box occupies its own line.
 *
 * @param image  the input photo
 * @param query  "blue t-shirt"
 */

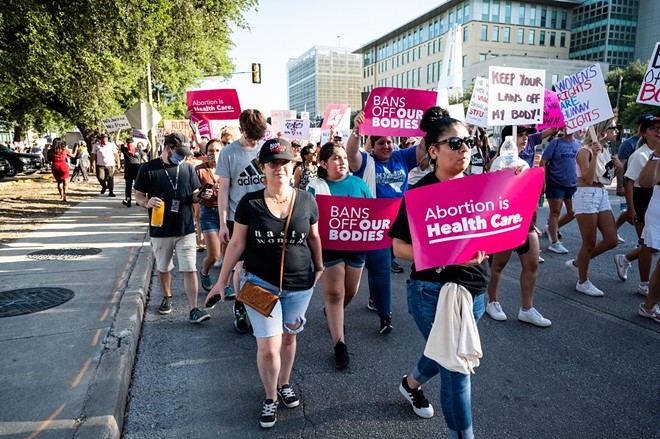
xmin=307 ymin=174 xmax=373 ymax=198
xmin=354 ymin=148 xmax=418 ymax=198
xmin=541 ymin=138 xmax=580 ymax=187
xmin=518 ymin=132 xmax=543 ymax=167
xmin=618 ymin=135 xmax=639 ymax=174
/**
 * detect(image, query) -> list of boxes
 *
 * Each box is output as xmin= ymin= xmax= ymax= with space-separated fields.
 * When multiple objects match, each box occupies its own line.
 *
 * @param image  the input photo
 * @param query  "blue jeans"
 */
xmin=365 ymin=247 xmax=392 ymax=317
xmin=407 ymin=279 xmax=486 ymax=439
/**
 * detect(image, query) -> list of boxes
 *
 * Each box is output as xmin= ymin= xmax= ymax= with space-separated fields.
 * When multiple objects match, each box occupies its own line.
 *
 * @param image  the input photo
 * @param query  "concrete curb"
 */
xmin=74 ymin=233 xmax=153 ymax=439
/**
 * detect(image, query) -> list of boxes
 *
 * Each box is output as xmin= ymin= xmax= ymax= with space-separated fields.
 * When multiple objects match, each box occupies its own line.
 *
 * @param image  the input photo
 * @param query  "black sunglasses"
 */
xmin=432 ymin=136 xmax=475 ymax=150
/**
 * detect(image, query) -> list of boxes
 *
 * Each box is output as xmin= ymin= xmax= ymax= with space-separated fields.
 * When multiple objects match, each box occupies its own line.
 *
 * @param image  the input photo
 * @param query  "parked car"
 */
xmin=0 ymin=146 xmax=43 ymax=179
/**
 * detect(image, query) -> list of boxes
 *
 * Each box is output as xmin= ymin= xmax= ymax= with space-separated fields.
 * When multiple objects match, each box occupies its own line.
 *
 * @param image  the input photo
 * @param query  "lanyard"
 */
xmin=161 ymin=159 xmax=179 ymax=192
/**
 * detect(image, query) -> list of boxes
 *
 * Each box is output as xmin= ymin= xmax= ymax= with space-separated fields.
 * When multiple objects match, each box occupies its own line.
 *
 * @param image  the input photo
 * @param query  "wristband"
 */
xmin=314 ymin=266 xmax=325 ymax=272
xmin=651 ymin=154 xmax=660 ymax=161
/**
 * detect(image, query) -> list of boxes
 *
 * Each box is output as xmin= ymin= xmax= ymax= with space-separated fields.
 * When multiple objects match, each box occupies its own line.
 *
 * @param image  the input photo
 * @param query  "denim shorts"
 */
xmin=322 ymin=249 xmax=367 ymax=268
xmin=545 ymin=180 xmax=577 ymax=200
xmin=572 ymin=186 xmax=611 ymax=215
xmin=199 ymin=205 xmax=220 ymax=233
xmin=242 ymin=272 xmax=314 ymax=338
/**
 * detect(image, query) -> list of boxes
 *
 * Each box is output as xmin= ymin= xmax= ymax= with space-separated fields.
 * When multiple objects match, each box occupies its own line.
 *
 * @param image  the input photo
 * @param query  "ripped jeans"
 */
xmin=242 ymin=271 xmax=314 ymax=338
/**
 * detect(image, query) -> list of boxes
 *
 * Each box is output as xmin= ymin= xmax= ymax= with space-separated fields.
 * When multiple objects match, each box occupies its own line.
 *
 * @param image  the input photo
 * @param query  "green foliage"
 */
xmin=0 ymin=0 xmax=257 ymax=140
xmin=605 ymin=60 xmax=660 ymax=129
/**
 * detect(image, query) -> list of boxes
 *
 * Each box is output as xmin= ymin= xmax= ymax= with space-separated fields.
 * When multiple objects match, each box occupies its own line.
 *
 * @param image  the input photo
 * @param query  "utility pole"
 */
xmin=147 ymin=63 xmax=156 ymax=159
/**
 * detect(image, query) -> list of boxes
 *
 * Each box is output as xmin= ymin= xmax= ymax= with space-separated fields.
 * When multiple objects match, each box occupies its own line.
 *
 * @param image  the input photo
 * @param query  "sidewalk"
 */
xmin=0 ymin=181 xmax=152 ymax=438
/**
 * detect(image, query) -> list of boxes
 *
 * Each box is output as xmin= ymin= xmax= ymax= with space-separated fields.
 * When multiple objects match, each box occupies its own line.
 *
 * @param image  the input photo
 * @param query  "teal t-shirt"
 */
xmin=308 ymin=175 xmax=373 ymax=198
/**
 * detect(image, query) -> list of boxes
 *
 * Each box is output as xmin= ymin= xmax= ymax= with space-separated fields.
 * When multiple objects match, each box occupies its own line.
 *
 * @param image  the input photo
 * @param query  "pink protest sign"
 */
xmin=321 ymin=104 xmax=350 ymax=130
xmin=316 ymin=195 xmax=402 ymax=251
xmin=536 ymin=89 xmax=565 ymax=129
xmin=362 ymin=87 xmax=438 ymax=136
xmin=404 ymin=168 xmax=544 ymax=270
xmin=186 ymin=89 xmax=241 ymax=120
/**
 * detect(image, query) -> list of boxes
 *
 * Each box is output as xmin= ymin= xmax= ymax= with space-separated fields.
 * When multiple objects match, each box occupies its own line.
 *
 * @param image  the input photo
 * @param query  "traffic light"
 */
xmin=252 ymin=63 xmax=261 ymax=84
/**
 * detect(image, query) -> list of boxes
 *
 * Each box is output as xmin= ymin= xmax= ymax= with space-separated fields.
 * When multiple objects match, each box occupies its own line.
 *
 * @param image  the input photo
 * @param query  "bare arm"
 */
xmin=540 ymin=127 xmax=559 ymax=140
xmin=306 ymin=223 xmax=324 ymax=287
xmin=293 ymin=166 xmax=302 ymax=188
xmin=346 ymin=111 xmax=364 ymax=173
xmin=393 ymin=237 xmax=414 ymax=261
xmin=638 ymin=155 xmax=660 ymax=188
xmin=414 ymin=137 xmax=426 ymax=164
xmin=616 ymin=159 xmax=628 ymax=196
xmin=206 ymin=222 xmax=248 ymax=302
xmin=576 ymin=144 xmax=599 ymax=184
xmin=217 ymin=176 xmax=231 ymax=244
xmin=135 ymin=190 xmax=163 ymax=210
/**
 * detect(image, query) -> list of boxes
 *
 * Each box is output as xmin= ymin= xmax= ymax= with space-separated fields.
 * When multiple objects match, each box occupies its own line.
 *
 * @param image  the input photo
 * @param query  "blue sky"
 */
xmin=199 ymin=0 xmax=446 ymax=117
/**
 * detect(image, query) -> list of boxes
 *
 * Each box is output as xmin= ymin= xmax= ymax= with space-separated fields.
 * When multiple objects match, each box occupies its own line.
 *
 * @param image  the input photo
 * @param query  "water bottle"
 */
xmin=150 ymin=193 xmax=166 ymax=227
xmin=499 ymin=136 xmax=518 ymax=170
xmin=620 ymin=196 xmax=627 ymax=212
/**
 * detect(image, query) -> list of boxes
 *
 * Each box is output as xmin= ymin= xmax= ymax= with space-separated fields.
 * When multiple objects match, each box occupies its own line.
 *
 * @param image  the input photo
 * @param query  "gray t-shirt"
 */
xmin=215 ymin=139 xmax=264 ymax=221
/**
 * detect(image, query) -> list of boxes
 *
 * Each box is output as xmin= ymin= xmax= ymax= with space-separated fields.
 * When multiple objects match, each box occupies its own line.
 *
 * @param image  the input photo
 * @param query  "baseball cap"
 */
xmin=640 ymin=116 xmax=660 ymax=132
xmin=125 ymin=137 xmax=135 ymax=143
xmin=259 ymin=138 xmax=295 ymax=163
xmin=100 ymin=133 xmax=109 ymax=139
xmin=637 ymin=114 xmax=655 ymax=126
xmin=164 ymin=132 xmax=193 ymax=156
xmin=501 ymin=125 xmax=537 ymax=139
xmin=333 ymin=131 xmax=343 ymax=139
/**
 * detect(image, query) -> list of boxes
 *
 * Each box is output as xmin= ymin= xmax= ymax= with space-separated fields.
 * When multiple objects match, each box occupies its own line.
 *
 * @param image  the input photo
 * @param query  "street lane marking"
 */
xmin=25 ymin=403 xmax=66 ymax=439
xmin=91 ymin=328 xmax=102 ymax=346
xmin=99 ymin=308 xmax=110 ymax=321
xmin=71 ymin=357 xmax=92 ymax=389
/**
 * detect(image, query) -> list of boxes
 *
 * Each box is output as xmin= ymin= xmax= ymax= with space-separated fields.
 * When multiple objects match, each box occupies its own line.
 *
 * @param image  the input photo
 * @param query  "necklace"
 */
xmin=265 ymin=188 xmax=290 ymax=204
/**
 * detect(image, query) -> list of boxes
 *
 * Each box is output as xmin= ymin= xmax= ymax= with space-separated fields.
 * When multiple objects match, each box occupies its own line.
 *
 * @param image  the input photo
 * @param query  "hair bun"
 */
xmin=419 ymin=106 xmax=450 ymax=132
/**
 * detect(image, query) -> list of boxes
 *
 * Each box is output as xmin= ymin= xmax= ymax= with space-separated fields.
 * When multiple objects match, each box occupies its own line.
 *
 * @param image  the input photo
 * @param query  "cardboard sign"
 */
xmin=281 ymin=119 xmax=310 ymax=140
xmin=555 ymin=63 xmax=613 ymax=134
xmin=405 ymin=168 xmax=544 ymax=269
xmin=163 ymin=120 xmax=194 ymax=137
xmin=465 ymin=77 xmax=489 ymax=127
xmin=316 ymin=195 xmax=402 ymax=251
xmin=637 ymin=42 xmax=660 ymax=107
xmin=362 ymin=87 xmax=438 ymax=136
xmin=101 ymin=115 xmax=131 ymax=132
xmin=487 ymin=67 xmax=545 ymax=126
xmin=321 ymin=104 xmax=351 ymax=130
xmin=536 ymin=89 xmax=565 ymax=129
xmin=186 ymin=89 xmax=241 ymax=120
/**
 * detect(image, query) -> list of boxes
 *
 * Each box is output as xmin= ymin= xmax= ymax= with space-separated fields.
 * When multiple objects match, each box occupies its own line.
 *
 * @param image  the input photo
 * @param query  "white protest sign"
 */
xmin=101 ymin=115 xmax=132 ymax=132
xmin=281 ymin=119 xmax=310 ymax=140
xmin=448 ymin=104 xmax=465 ymax=123
xmin=271 ymin=110 xmax=297 ymax=133
xmin=637 ymin=42 xmax=660 ymax=107
xmin=300 ymin=111 xmax=310 ymax=120
xmin=465 ymin=77 xmax=489 ymax=127
xmin=555 ymin=63 xmax=613 ymax=134
xmin=436 ymin=88 xmax=450 ymax=108
xmin=487 ymin=66 xmax=545 ymax=126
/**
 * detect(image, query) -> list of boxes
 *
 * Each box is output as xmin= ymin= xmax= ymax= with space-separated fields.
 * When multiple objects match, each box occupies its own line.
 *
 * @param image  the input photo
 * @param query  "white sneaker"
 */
xmin=486 ymin=301 xmax=507 ymax=321
xmin=614 ymin=254 xmax=631 ymax=281
xmin=564 ymin=259 xmax=579 ymax=277
xmin=518 ymin=307 xmax=552 ymax=327
xmin=617 ymin=234 xmax=626 ymax=244
xmin=548 ymin=241 xmax=569 ymax=254
xmin=637 ymin=283 xmax=649 ymax=297
xmin=538 ymin=255 xmax=545 ymax=263
xmin=213 ymin=256 xmax=223 ymax=268
xmin=575 ymin=280 xmax=604 ymax=297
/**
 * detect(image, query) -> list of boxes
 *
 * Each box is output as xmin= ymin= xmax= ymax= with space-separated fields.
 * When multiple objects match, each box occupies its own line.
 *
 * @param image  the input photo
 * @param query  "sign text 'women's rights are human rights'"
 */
xmin=362 ymin=87 xmax=438 ymax=136
xmin=404 ymin=168 xmax=544 ymax=269
xmin=315 ymin=195 xmax=401 ymax=251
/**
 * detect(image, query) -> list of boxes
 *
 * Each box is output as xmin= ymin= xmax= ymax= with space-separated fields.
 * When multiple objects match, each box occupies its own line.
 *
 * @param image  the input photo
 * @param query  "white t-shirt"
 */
xmin=92 ymin=142 xmax=118 ymax=166
xmin=624 ymin=144 xmax=652 ymax=188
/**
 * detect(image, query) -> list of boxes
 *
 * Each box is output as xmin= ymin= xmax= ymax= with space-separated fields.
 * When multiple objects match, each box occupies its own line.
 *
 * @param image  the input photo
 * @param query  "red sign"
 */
xmin=186 ymin=89 xmax=242 ymax=121
xmin=362 ymin=87 xmax=438 ymax=136
xmin=404 ymin=169 xmax=544 ymax=269
xmin=316 ymin=195 xmax=402 ymax=251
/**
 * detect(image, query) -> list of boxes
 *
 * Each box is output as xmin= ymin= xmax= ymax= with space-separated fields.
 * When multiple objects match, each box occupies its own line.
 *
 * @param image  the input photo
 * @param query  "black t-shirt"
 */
xmin=235 ymin=188 xmax=319 ymax=291
xmin=121 ymin=145 xmax=146 ymax=166
xmin=388 ymin=172 xmax=490 ymax=293
xmin=134 ymin=158 xmax=201 ymax=238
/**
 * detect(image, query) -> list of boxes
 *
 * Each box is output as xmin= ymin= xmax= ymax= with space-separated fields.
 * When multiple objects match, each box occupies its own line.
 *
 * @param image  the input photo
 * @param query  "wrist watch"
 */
xmin=651 ymin=154 xmax=660 ymax=161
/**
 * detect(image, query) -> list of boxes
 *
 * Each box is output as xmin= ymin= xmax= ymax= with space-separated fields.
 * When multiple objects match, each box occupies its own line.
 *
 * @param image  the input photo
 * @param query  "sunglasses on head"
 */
xmin=433 ymin=136 xmax=475 ymax=150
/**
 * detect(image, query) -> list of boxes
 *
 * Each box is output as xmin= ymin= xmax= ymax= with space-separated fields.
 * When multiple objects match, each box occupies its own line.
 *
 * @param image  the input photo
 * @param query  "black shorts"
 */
xmin=633 ymin=187 xmax=653 ymax=223
xmin=514 ymin=223 xmax=536 ymax=255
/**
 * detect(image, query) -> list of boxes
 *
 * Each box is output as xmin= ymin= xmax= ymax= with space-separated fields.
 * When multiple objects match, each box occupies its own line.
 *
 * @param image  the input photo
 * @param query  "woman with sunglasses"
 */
xmin=484 ymin=134 xmax=551 ymax=327
xmin=565 ymin=119 xmax=621 ymax=296
xmin=346 ymin=111 xmax=427 ymax=334
xmin=293 ymin=145 xmax=318 ymax=190
xmin=388 ymin=108 xmax=489 ymax=438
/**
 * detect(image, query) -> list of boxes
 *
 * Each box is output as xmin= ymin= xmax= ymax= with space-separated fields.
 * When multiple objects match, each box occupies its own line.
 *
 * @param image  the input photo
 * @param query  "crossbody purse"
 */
xmin=237 ymin=190 xmax=296 ymax=318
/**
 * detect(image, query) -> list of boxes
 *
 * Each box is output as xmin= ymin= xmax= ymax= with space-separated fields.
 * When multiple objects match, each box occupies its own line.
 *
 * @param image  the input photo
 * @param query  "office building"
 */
xmin=286 ymin=46 xmax=362 ymax=119
xmin=635 ymin=0 xmax=660 ymax=61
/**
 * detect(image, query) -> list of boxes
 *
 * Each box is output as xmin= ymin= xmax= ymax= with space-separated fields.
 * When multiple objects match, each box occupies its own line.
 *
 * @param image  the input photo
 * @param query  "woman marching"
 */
xmin=307 ymin=141 xmax=372 ymax=370
xmin=48 ymin=138 xmax=74 ymax=202
xmin=293 ymin=145 xmax=318 ymax=190
xmin=205 ymin=138 xmax=323 ymax=429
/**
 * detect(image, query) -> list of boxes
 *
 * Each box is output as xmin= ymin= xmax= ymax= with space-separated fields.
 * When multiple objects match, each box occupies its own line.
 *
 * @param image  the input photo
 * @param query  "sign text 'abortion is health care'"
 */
xmin=405 ymin=168 xmax=544 ymax=269
xmin=487 ymin=66 xmax=545 ymax=126
xmin=315 ymin=195 xmax=401 ymax=251
xmin=186 ymin=89 xmax=241 ymax=121
xmin=637 ymin=42 xmax=660 ymax=107
xmin=362 ymin=87 xmax=438 ymax=136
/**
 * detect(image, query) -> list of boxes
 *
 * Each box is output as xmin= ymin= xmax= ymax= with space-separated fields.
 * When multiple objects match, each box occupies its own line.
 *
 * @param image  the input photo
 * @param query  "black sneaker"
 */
xmin=391 ymin=261 xmax=404 ymax=273
xmin=100 ymin=187 xmax=106 ymax=194
xmin=260 ymin=399 xmax=278 ymax=428
xmin=334 ymin=341 xmax=350 ymax=370
xmin=108 ymin=192 xmax=117 ymax=197
xmin=189 ymin=307 xmax=210 ymax=324
xmin=158 ymin=297 xmax=172 ymax=315
xmin=233 ymin=301 xmax=250 ymax=334
xmin=122 ymin=199 xmax=131 ymax=207
xmin=379 ymin=315 xmax=393 ymax=334
xmin=277 ymin=384 xmax=300 ymax=408
xmin=399 ymin=375 xmax=434 ymax=418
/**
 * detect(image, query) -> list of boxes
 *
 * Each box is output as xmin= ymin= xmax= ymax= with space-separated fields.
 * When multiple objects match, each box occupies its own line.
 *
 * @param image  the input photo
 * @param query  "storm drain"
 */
xmin=26 ymin=248 xmax=102 ymax=260
xmin=0 ymin=287 xmax=75 ymax=318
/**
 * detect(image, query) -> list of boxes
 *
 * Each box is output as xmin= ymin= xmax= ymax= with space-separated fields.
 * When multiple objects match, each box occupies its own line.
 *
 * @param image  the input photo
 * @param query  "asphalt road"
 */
xmin=123 ymin=199 xmax=660 ymax=439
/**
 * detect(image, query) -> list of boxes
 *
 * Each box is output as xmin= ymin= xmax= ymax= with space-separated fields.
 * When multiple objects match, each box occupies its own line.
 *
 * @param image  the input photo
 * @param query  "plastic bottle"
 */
xmin=498 ymin=135 xmax=518 ymax=170
xmin=620 ymin=196 xmax=627 ymax=212
xmin=150 ymin=194 xmax=165 ymax=227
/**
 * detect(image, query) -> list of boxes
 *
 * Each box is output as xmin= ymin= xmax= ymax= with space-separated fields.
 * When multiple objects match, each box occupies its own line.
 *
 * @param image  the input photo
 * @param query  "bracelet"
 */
xmin=314 ymin=266 xmax=325 ymax=272
xmin=651 ymin=154 xmax=660 ymax=161
xmin=351 ymin=129 xmax=360 ymax=138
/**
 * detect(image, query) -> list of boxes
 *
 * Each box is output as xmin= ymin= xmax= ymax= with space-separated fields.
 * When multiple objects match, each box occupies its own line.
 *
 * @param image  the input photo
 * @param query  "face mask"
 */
xmin=207 ymin=152 xmax=218 ymax=163
xmin=170 ymin=152 xmax=185 ymax=165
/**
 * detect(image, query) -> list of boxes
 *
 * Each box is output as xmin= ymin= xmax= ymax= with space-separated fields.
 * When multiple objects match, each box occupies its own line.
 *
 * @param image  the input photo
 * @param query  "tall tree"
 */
xmin=605 ymin=60 xmax=660 ymax=129
xmin=0 ymin=0 xmax=257 ymax=143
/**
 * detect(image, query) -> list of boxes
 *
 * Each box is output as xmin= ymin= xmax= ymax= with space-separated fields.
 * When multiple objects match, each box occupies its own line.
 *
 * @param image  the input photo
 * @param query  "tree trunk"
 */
xmin=13 ymin=126 xmax=23 ymax=143
xmin=76 ymin=123 xmax=99 ymax=152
